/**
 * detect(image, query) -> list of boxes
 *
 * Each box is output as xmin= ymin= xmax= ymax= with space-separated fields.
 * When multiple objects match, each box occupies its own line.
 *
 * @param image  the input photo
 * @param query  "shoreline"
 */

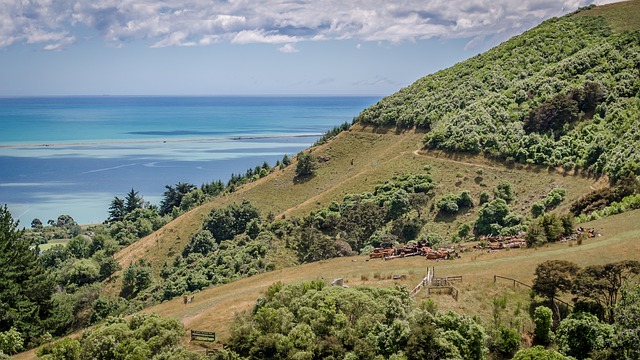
xmin=0 ymin=133 xmax=323 ymax=149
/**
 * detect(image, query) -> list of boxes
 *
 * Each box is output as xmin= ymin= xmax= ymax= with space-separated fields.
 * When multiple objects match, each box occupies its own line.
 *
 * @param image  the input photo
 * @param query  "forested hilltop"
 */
xmin=356 ymin=3 xmax=640 ymax=181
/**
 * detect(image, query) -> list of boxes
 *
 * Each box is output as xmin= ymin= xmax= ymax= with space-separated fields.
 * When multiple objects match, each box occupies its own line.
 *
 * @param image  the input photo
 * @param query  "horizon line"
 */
xmin=0 ymin=93 xmax=387 ymax=99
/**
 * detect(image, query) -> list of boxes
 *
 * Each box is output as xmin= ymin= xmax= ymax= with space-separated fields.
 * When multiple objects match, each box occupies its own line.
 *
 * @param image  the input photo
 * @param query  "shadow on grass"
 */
xmin=293 ymin=174 xmax=316 ymax=184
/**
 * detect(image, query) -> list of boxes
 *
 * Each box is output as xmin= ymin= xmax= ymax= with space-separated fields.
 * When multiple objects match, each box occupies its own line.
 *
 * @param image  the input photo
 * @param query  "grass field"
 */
xmin=37 ymin=239 xmax=70 ymax=252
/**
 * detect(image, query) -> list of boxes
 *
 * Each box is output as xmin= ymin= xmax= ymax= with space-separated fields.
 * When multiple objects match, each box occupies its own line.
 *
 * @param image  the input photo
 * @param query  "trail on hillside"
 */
xmin=412 ymin=149 xmax=503 ymax=171
xmin=279 ymin=151 xmax=408 ymax=217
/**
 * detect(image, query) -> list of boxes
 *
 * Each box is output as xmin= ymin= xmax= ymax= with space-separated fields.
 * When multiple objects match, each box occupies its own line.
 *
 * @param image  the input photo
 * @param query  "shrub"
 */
xmin=556 ymin=312 xmax=614 ymax=359
xmin=494 ymin=182 xmax=514 ymax=203
xmin=295 ymin=152 xmax=317 ymax=179
xmin=475 ymin=199 xmax=510 ymax=235
xmin=533 ymin=306 xmax=553 ymax=345
xmin=512 ymin=346 xmax=568 ymax=360
xmin=479 ymin=191 xmax=490 ymax=205
xmin=492 ymin=326 xmax=520 ymax=358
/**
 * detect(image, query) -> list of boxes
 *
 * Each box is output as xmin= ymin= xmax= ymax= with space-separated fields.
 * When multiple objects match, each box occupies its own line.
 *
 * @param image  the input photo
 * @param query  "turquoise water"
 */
xmin=0 ymin=96 xmax=379 ymax=224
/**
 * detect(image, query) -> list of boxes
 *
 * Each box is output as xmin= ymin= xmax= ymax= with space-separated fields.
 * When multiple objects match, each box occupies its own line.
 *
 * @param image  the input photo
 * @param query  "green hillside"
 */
xmin=8 ymin=1 xmax=640 ymax=359
xmin=356 ymin=1 xmax=640 ymax=181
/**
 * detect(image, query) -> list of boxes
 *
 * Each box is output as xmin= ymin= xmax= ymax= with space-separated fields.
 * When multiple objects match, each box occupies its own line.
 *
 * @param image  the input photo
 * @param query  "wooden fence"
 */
xmin=493 ymin=275 xmax=573 ymax=308
xmin=493 ymin=275 xmax=531 ymax=288
xmin=410 ymin=267 xmax=461 ymax=301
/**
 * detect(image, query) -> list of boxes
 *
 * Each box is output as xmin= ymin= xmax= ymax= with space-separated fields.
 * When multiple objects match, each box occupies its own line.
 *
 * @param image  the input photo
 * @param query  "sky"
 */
xmin=0 ymin=0 xmax=622 ymax=96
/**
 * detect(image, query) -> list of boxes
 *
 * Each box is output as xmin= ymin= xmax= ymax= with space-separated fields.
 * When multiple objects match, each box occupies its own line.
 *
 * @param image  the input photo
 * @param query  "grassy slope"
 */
xmin=575 ymin=0 xmax=640 ymax=33
xmin=114 ymin=125 xmax=599 ymax=276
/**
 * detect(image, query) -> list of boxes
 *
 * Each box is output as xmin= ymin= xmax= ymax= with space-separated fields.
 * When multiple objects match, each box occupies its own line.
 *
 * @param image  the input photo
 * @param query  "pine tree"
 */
xmin=0 ymin=205 xmax=54 ymax=343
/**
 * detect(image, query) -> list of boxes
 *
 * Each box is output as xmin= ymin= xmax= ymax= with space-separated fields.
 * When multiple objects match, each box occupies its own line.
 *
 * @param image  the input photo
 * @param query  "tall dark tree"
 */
xmin=30 ymin=218 xmax=43 ymax=230
xmin=159 ymin=182 xmax=196 ymax=215
xmin=108 ymin=196 xmax=126 ymax=222
xmin=572 ymin=260 xmax=640 ymax=323
xmin=124 ymin=188 xmax=144 ymax=214
xmin=0 ymin=205 xmax=54 ymax=343
xmin=533 ymin=260 xmax=580 ymax=318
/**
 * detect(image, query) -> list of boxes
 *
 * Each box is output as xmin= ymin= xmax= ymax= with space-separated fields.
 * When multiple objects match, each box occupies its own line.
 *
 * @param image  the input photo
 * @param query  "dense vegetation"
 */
xmin=527 ymin=260 xmax=640 ymax=359
xmin=356 ymin=8 xmax=640 ymax=182
xmin=225 ymin=281 xmax=490 ymax=359
xmin=35 ymin=314 xmax=199 ymax=360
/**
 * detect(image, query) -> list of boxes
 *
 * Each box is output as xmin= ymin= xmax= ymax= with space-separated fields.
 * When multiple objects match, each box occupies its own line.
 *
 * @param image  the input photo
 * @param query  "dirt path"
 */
xmin=279 ymin=151 xmax=408 ymax=217
xmin=412 ymin=149 xmax=503 ymax=171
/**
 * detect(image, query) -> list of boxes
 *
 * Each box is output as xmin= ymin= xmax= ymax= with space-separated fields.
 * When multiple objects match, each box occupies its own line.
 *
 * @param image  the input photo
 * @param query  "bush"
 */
xmin=475 ymin=199 xmax=510 ymax=235
xmin=532 ymin=188 xmax=567 ymax=217
xmin=479 ymin=191 xmax=490 ymax=205
xmin=494 ymin=182 xmax=514 ymax=203
xmin=437 ymin=191 xmax=473 ymax=215
xmin=533 ymin=306 xmax=554 ymax=345
xmin=556 ymin=312 xmax=614 ymax=359
xmin=295 ymin=152 xmax=317 ymax=179
xmin=512 ymin=346 xmax=568 ymax=360
xmin=492 ymin=326 xmax=520 ymax=358
xmin=0 ymin=328 xmax=23 ymax=355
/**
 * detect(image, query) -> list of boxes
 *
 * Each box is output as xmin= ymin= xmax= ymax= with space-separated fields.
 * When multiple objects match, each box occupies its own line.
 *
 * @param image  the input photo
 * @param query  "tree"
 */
xmin=614 ymin=284 xmax=640 ymax=360
xmin=30 ymin=218 xmax=43 ymax=230
xmin=120 ymin=262 xmax=153 ymax=299
xmin=556 ymin=312 xmax=614 ymax=359
xmin=572 ymin=260 xmax=640 ymax=323
xmin=160 ymin=183 xmax=196 ymax=216
xmin=527 ymin=214 xmax=564 ymax=246
xmin=475 ymin=198 xmax=510 ymax=235
xmin=388 ymin=189 xmax=410 ymax=220
xmin=124 ymin=188 xmax=144 ymax=214
xmin=204 ymin=200 xmax=260 ymax=242
xmin=295 ymin=151 xmax=317 ymax=179
xmin=532 ymin=260 xmax=580 ymax=317
xmin=533 ymin=306 xmax=554 ymax=345
xmin=66 ymin=236 xmax=91 ymax=259
xmin=524 ymin=92 xmax=579 ymax=138
xmin=108 ymin=196 xmax=125 ymax=223
xmin=0 ymin=205 xmax=54 ymax=343
xmin=182 ymin=230 xmax=216 ymax=257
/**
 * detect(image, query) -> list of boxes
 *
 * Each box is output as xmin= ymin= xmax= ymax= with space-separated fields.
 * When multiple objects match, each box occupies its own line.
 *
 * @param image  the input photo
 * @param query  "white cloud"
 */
xmin=279 ymin=43 xmax=299 ymax=53
xmin=0 ymin=0 xmax=625 ymax=50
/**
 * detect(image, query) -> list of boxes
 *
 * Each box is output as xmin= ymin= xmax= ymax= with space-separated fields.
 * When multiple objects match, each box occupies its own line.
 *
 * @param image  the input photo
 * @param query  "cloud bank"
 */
xmin=0 ymin=0 xmax=621 ymax=50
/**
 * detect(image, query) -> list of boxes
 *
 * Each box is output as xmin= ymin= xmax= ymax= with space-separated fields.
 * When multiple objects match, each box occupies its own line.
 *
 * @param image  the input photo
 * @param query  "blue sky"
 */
xmin=0 ymin=0 xmax=621 ymax=96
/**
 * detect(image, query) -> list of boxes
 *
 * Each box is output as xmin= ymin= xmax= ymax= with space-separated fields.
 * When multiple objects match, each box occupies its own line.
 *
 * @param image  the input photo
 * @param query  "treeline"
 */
xmin=528 ymin=259 xmax=640 ymax=359
xmin=355 ymin=11 xmax=640 ymax=181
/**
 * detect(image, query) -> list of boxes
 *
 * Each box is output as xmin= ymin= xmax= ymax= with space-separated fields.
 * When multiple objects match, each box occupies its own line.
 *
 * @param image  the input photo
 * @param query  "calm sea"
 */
xmin=0 ymin=96 xmax=380 ymax=224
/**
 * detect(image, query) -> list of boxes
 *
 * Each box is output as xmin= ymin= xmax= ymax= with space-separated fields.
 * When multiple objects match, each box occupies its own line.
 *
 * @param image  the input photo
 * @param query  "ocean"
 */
xmin=0 ymin=96 xmax=380 ymax=225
